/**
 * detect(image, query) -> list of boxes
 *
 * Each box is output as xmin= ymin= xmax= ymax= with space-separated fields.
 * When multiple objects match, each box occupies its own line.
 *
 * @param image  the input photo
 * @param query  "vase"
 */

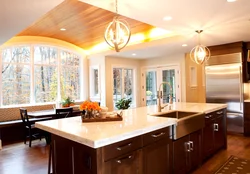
xmin=85 ymin=110 xmax=95 ymax=119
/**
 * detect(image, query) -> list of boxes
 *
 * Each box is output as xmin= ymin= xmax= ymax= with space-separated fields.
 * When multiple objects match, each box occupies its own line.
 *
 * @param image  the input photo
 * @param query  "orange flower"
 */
xmin=80 ymin=101 xmax=101 ymax=111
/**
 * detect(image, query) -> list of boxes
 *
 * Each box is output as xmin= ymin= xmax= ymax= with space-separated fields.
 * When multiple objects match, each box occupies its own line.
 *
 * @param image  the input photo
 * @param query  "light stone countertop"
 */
xmin=35 ymin=102 xmax=227 ymax=148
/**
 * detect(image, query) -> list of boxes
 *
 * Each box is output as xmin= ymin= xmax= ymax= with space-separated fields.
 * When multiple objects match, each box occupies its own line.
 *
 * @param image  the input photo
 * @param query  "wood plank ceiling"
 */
xmin=17 ymin=0 xmax=155 ymax=51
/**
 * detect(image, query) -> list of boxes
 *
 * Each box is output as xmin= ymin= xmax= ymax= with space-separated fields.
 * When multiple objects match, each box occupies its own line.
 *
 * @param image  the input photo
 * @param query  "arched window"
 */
xmin=1 ymin=44 xmax=83 ymax=106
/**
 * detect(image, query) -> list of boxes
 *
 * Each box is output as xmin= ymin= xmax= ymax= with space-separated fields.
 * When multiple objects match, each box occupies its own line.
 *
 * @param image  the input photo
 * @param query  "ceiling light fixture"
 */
xmin=132 ymin=53 xmax=136 ymax=56
xmin=190 ymin=30 xmax=210 ymax=65
xmin=60 ymin=28 xmax=66 ymax=31
xmin=182 ymin=44 xmax=188 ymax=47
xmin=104 ymin=0 xmax=131 ymax=52
xmin=227 ymin=0 xmax=237 ymax=2
xmin=163 ymin=16 xmax=172 ymax=21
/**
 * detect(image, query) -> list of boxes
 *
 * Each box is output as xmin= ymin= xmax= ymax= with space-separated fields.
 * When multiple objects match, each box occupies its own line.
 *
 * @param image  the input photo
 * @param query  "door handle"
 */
xmin=116 ymin=143 xmax=132 ymax=151
xmin=189 ymin=141 xmax=193 ymax=151
xmin=185 ymin=142 xmax=191 ymax=152
xmin=214 ymin=123 xmax=219 ymax=131
xmin=116 ymin=155 xmax=133 ymax=164
xmin=151 ymin=132 xmax=166 ymax=138
xmin=216 ymin=111 xmax=223 ymax=115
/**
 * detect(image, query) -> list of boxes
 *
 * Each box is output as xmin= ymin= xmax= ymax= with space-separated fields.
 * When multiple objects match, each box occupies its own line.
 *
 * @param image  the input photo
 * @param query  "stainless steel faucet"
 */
xmin=157 ymin=82 xmax=173 ymax=112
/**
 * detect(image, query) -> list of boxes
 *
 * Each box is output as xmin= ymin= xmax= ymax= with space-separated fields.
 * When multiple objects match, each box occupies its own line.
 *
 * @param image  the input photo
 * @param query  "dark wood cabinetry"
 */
xmin=173 ymin=130 xmax=202 ymax=174
xmin=202 ymin=109 xmax=227 ymax=160
xmin=143 ymin=127 xmax=172 ymax=174
xmin=244 ymin=102 xmax=250 ymax=136
xmin=49 ymin=108 xmax=227 ymax=174
xmin=50 ymin=127 xmax=173 ymax=174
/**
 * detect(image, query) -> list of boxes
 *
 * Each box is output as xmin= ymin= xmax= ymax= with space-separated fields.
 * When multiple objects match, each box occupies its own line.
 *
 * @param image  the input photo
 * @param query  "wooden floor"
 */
xmin=0 ymin=134 xmax=249 ymax=174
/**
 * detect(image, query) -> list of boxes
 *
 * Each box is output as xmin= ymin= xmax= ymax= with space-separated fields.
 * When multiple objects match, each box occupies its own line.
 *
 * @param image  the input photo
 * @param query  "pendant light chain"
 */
xmin=115 ymin=0 xmax=118 ymax=14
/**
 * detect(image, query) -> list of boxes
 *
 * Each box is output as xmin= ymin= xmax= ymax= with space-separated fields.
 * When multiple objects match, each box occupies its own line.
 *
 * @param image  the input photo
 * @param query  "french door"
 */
xmin=143 ymin=66 xmax=180 ymax=106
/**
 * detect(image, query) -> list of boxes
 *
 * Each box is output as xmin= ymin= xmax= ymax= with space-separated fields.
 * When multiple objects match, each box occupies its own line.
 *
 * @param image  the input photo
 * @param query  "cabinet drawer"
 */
xmin=143 ymin=127 xmax=170 ymax=147
xmin=103 ymin=136 xmax=142 ymax=161
xmin=205 ymin=109 xmax=224 ymax=124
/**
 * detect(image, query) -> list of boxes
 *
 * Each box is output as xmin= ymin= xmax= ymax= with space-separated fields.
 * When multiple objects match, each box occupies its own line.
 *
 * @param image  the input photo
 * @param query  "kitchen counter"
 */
xmin=35 ymin=102 xmax=227 ymax=148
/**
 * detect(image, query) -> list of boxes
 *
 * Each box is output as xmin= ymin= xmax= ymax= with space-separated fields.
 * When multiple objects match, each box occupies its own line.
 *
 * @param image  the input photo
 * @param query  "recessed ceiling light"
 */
xmin=132 ymin=53 xmax=136 ymax=56
xmin=60 ymin=28 xmax=66 ymax=31
xmin=227 ymin=0 xmax=237 ymax=2
xmin=163 ymin=16 xmax=172 ymax=21
xmin=182 ymin=44 xmax=188 ymax=47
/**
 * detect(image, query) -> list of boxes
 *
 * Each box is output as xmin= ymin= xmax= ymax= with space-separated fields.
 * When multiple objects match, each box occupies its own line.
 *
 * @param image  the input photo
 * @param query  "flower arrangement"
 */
xmin=80 ymin=101 xmax=101 ymax=111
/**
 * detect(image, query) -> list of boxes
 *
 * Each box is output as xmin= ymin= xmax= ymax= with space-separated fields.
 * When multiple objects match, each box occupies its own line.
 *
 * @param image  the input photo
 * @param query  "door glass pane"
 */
xmin=113 ymin=68 xmax=122 ymax=105
xmin=124 ymin=69 xmax=133 ymax=99
xmin=146 ymin=71 xmax=157 ymax=106
xmin=162 ymin=69 xmax=176 ymax=103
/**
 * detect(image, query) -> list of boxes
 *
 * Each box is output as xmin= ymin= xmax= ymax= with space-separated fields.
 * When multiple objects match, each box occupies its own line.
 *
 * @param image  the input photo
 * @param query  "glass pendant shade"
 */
xmin=190 ymin=30 xmax=210 ymax=65
xmin=190 ymin=44 xmax=210 ymax=64
xmin=104 ymin=16 xmax=131 ymax=52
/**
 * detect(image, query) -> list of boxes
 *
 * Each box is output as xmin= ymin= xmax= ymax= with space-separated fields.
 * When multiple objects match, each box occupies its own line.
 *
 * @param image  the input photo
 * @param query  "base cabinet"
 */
xmin=173 ymin=130 xmax=202 ymax=174
xmin=202 ymin=109 xmax=226 ymax=160
xmin=143 ymin=127 xmax=172 ymax=174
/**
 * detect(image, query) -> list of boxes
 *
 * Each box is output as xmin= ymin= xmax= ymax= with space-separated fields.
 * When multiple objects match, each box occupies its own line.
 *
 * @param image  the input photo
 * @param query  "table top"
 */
xmin=28 ymin=109 xmax=81 ymax=118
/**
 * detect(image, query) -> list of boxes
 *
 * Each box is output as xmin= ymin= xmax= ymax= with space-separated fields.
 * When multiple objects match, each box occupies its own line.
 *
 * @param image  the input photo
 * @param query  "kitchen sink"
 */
xmin=150 ymin=111 xmax=205 ymax=140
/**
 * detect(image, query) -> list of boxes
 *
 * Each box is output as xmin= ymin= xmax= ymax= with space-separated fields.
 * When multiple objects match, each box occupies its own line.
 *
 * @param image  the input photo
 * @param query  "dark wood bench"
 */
xmin=0 ymin=117 xmax=52 ymax=149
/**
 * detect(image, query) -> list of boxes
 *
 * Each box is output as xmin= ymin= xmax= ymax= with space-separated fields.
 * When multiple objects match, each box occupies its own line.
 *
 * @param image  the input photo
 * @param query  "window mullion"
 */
xmin=30 ymin=45 xmax=34 ymax=104
xmin=0 ymin=48 xmax=2 ymax=107
xmin=57 ymin=48 xmax=61 ymax=101
xmin=121 ymin=68 xmax=124 ymax=98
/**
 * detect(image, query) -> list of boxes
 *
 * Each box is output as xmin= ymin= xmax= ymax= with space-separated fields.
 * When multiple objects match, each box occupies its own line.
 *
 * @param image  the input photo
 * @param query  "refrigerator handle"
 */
xmin=239 ymin=66 xmax=243 ymax=111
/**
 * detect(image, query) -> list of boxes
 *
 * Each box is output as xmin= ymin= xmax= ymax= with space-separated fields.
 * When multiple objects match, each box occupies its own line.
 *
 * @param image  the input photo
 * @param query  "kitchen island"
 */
xmin=36 ymin=102 xmax=227 ymax=174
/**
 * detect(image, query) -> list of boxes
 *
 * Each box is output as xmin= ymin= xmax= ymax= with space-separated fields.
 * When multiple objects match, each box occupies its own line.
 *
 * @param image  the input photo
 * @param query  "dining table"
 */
xmin=28 ymin=109 xmax=82 ymax=119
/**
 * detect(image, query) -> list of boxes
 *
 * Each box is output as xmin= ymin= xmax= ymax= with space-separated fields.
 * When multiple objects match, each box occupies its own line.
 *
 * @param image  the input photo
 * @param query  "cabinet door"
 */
xmin=189 ymin=130 xmax=202 ymax=172
xmin=202 ymin=121 xmax=214 ymax=160
xmin=173 ymin=135 xmax=189 ymax=174
xmin=104 ymin=149 xmax=143 ymax=174
xmin=143 ymin=138 xmax=172 ymax=174
xmin=52 ymin=137 xmax=73 ymax=174
xmin=214 ymin=116 xmax=225 ymax=151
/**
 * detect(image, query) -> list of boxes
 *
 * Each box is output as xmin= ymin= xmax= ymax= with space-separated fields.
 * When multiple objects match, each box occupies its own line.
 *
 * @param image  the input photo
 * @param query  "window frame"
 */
xmin=111 ymin=64 xmax=137 ymax=109
xmin=0 ymin=44 xmax=84 ymax=108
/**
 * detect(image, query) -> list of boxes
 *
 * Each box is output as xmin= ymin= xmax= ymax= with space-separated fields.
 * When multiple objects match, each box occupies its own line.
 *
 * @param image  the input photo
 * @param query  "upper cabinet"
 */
xmin=208 ymin=42 xmax=249 ymax=82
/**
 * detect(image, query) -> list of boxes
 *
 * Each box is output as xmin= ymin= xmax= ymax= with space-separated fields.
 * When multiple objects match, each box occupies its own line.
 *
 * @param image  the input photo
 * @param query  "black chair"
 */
xmin=20 ymin=108 xmax=43 ymax=147
xmin=55 ymin=108 xmax=73 ymax=119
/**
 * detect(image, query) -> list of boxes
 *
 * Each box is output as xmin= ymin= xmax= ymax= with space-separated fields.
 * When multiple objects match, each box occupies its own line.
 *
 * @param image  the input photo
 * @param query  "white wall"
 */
xmin=88 ymin=55 xmax=106 ymax=106
xmin=140 ymin=53 xmax=186 ymax=102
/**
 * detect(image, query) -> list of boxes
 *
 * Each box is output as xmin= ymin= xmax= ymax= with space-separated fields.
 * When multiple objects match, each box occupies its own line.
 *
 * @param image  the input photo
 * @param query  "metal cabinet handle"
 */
xmin=214 ymin=123 xmax=219 ymax=131
xmin=216 ymin=111 xmax=223 ymax=115
xmin=185 ymin=142 xmax=191 ymax=152
xmin=116 ymin=143 xmax=132 ymax=151
xmin=116 ymin=155 xmax=133 ymax=164
xmin=189 ymin=141 xmax=193 ymax=151
xmin=151 ymin=132 xmax=165 ymax=138
xmin=205 ymin=115 xmax=212 ymax=119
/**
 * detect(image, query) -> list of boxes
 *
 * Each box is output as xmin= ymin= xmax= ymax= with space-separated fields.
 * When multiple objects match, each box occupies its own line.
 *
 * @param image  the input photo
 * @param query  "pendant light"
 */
xmin=190 ymin=30 xmax=210 ymax=64
xmin=104 ymin=0 xmax=131 ymax=52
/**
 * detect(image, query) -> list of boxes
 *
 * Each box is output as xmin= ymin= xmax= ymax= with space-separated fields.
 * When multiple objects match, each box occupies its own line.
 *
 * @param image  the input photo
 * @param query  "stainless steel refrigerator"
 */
xmin=205 ymin=53 xmax=244 ymax=133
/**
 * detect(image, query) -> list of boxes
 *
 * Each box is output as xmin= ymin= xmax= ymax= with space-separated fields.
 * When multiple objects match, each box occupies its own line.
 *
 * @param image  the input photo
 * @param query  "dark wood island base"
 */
xmin=49 ymin=108 xmax=227 ymax=174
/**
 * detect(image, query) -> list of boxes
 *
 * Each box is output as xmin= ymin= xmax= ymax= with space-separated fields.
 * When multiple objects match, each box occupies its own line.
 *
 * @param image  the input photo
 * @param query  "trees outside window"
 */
xmin=0 ymin=45 xmax=82 ymax=106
